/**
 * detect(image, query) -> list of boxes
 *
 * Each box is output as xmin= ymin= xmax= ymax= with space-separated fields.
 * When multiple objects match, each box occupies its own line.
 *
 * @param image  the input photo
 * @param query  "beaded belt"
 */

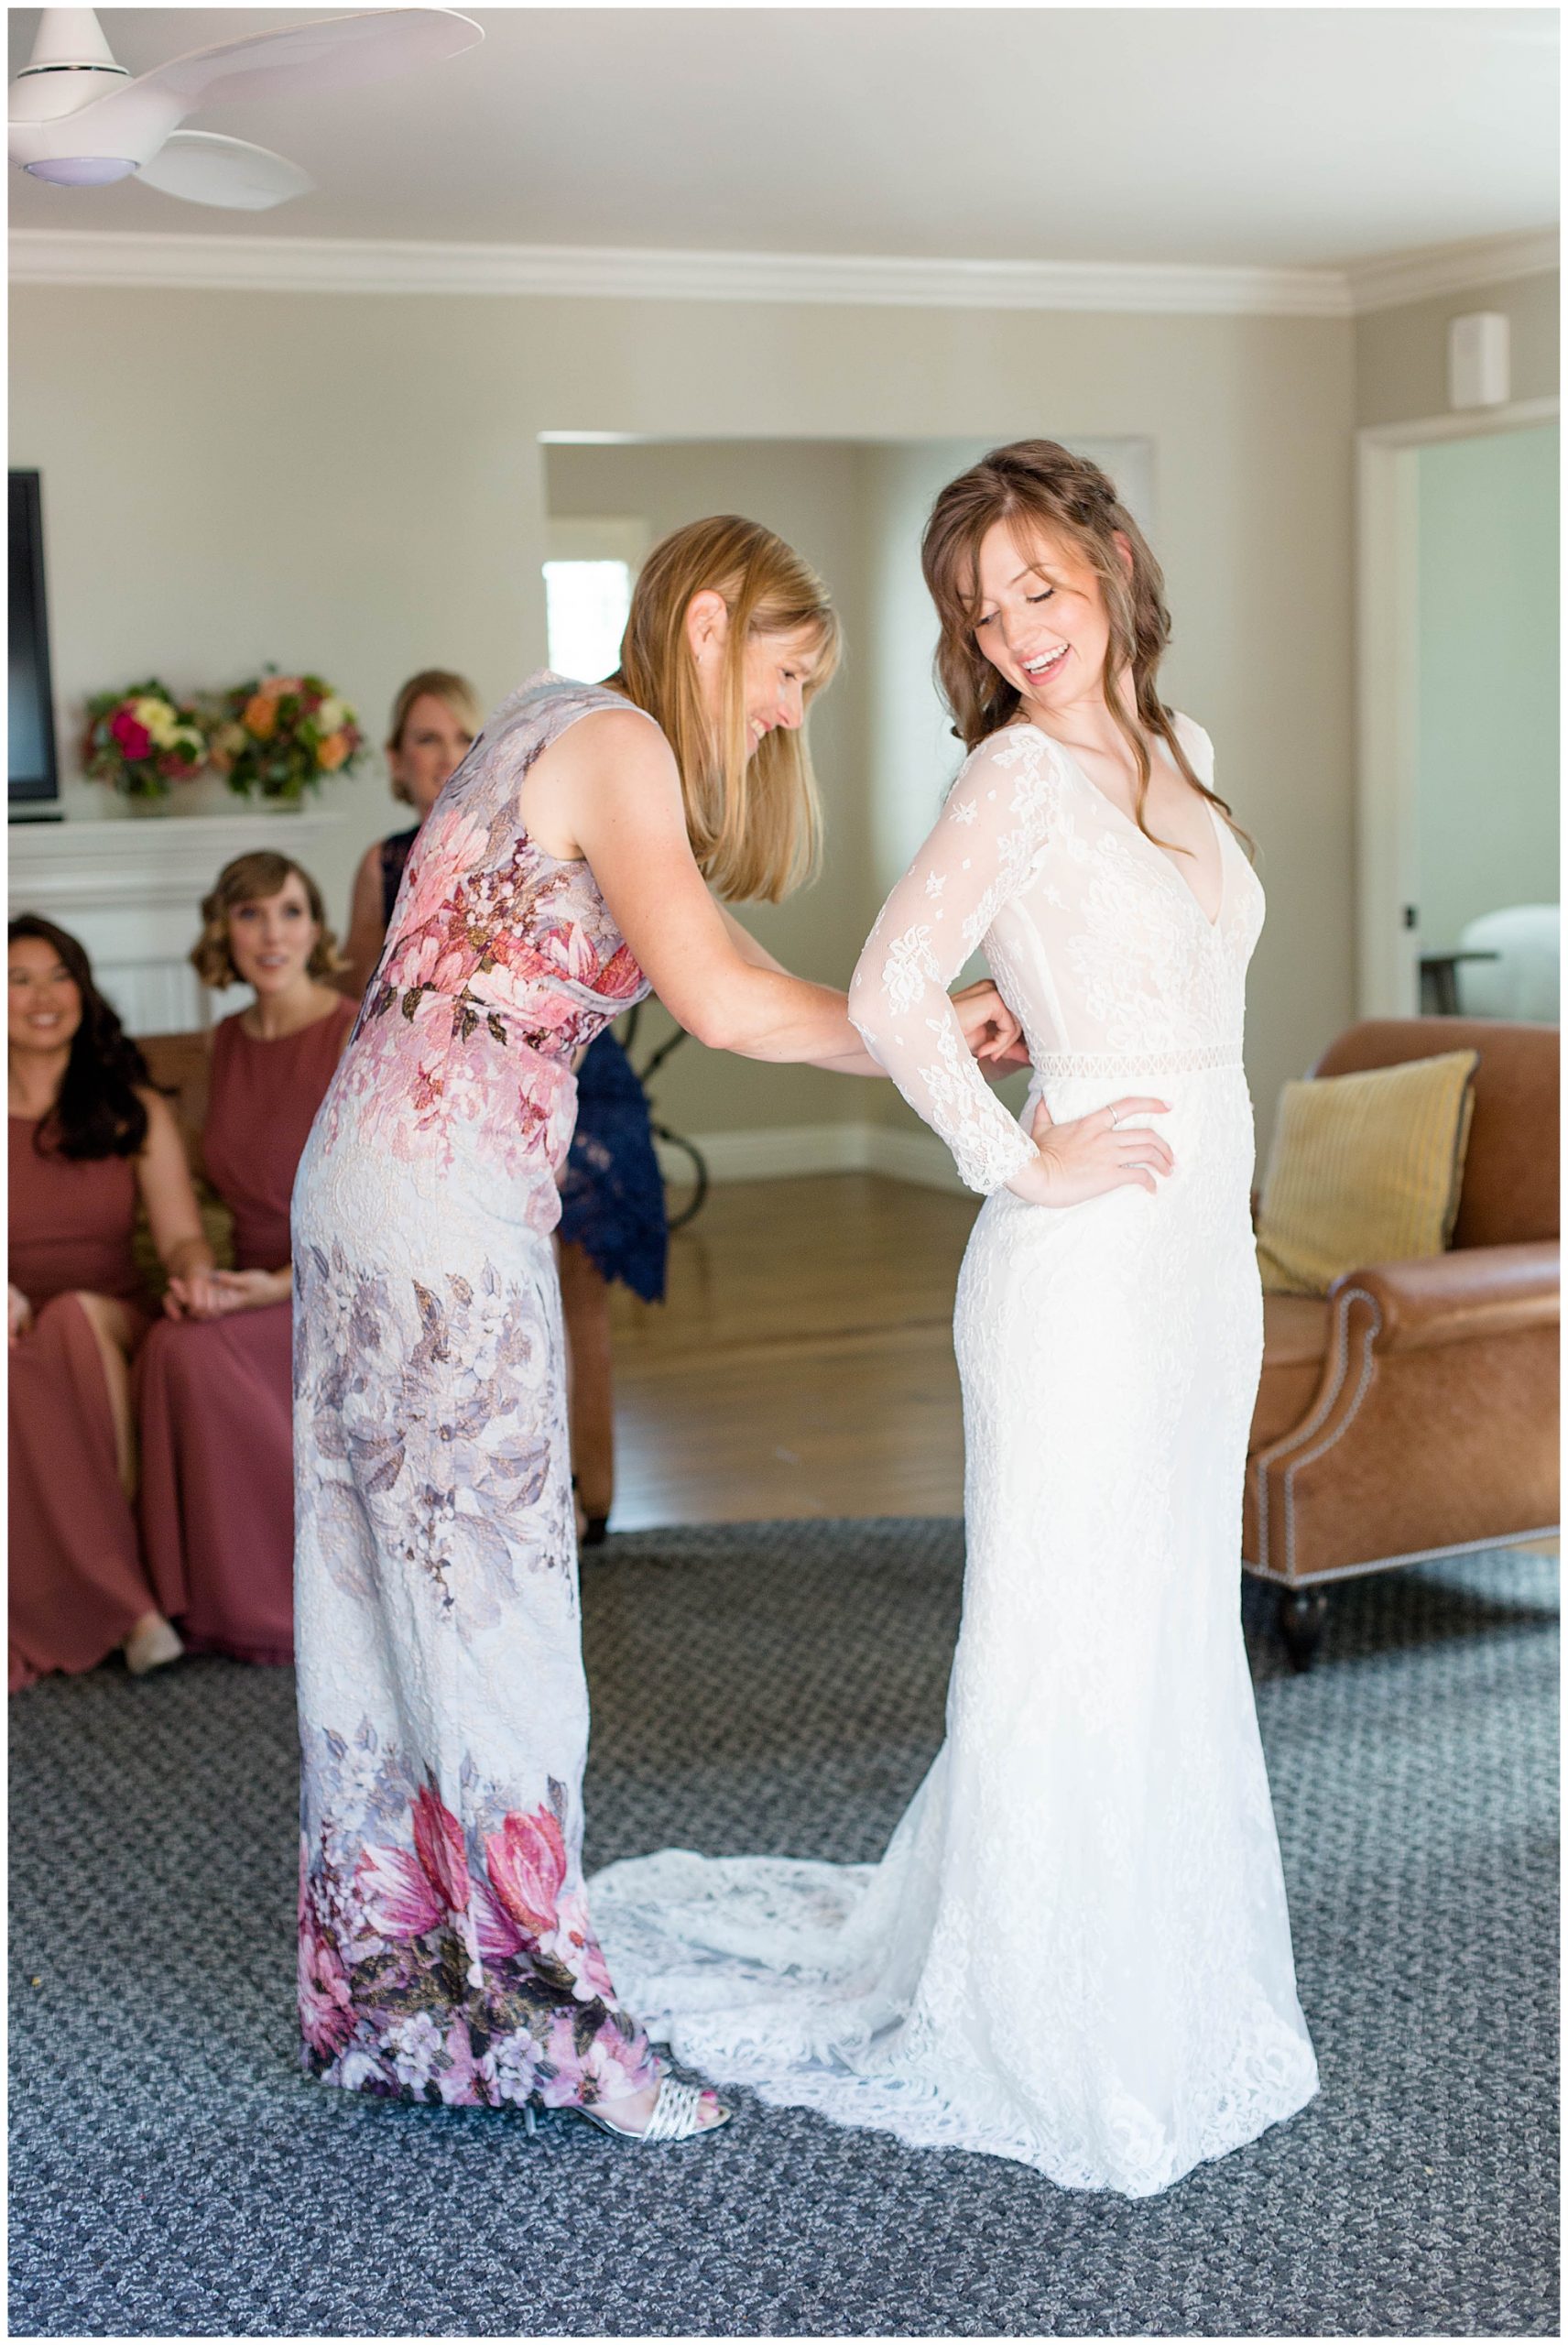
xmin=1030 ymin=1042 xmax=1244 ymax=1080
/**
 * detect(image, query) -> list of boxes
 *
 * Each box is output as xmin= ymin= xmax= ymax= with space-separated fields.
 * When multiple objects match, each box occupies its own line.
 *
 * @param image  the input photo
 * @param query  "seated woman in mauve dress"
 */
xmin=8 ymin=916 xmax=215 ymax=1691
xmin=136 ymin=854 xmax=355 ymax=1664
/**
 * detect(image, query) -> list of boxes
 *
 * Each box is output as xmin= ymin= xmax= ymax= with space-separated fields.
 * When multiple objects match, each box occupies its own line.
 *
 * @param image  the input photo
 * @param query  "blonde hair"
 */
xmin=921 ymin=441 xmax=1246 ymax=854
xmin=386 ymin=669 xmax=484 ymax=807
xmin=610 ymin=516 xmax=841 ymax=903
xmin=191 ymin=852 xmax=343 ymax=989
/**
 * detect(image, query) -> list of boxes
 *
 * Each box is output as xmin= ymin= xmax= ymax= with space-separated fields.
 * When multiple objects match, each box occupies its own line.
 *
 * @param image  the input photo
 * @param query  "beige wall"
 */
xmin=545 ymin=436 xmax=874 ymax=1135
xmin=11 ymin=283 xmax=1357 ymax=1150
xmin=1355 ymin=268 xmax=1559 ymax=428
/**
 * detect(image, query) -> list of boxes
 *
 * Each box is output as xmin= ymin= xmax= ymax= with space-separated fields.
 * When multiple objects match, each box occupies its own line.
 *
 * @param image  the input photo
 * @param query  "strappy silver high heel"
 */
xmin=571 ymin=2074 xmax=732 ymax=2144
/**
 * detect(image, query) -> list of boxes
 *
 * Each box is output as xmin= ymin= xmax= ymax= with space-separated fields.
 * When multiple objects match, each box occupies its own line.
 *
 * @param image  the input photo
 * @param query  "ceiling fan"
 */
xmin=8 ymin=6 xmax=483 ymax=211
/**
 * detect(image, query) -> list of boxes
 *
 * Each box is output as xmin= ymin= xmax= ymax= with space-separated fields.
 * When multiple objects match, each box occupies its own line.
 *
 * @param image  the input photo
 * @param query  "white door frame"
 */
xmin=1355 ymin=395 xmax=1559 ymax=1016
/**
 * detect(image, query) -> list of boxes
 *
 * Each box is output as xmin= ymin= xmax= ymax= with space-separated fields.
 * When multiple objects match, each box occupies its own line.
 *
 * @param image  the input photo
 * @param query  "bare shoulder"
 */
xmin=540 ymin=700 xmax=677 ymax=788
xmin=522 ymin=701 xmax=683 ymax=863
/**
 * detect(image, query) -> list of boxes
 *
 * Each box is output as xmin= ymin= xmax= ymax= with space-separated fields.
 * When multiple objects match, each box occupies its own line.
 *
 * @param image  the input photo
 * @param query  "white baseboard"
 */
xmin=862 ymin=1126 xmax=968 ymax=1193
xmin=655 ymin=1120 xmax=967 ymax=1194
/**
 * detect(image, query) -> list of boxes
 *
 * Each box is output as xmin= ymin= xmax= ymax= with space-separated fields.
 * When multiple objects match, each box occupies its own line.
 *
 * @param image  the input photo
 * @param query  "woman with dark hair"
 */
xmin=136 ymin=854 xmax=355 ymax=1664
xmin=342 ymin=666 xmax=670 ymax=1543
xmin=592 ymin=446 xmax=1318 ymax=2193
xmin=8 ymin=915 xmax=213 ymax=1689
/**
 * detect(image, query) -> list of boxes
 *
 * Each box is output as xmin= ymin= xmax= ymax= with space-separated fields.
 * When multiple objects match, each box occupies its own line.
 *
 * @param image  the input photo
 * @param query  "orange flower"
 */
xmin=244 ymin=694 xmax=277 ymax=740
xmin=316 ymin=731 xmax=349 ymax=771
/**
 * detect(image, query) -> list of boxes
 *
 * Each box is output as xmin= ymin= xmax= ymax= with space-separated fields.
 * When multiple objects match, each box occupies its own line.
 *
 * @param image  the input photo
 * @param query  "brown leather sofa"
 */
xmin=1246 ymin=1018 xmax=1560 ymax=1668
xmin=135 ymin=1031 xmax=234 ymax=1281
xmin=140 ymin=1030 xmax=212 ymax=1153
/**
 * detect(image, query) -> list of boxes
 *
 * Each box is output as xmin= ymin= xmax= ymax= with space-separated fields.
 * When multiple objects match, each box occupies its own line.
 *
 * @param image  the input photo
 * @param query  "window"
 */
xmin=542 ymin=560 xmax=633 ymax=684
xmin=542 ymin=516 xmax=648 ymax=684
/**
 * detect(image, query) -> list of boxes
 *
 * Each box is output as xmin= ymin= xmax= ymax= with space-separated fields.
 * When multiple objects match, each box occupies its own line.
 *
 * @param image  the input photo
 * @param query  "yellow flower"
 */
xmin=134 ymin=695 xmax=179 ymax=748
xmin=244 ymin=694 xmax=277 ymax=740
xmin=316 ymin=696 xmax=346 ymax=735
xmin=316 ymin=731 xmax=349 ymax=772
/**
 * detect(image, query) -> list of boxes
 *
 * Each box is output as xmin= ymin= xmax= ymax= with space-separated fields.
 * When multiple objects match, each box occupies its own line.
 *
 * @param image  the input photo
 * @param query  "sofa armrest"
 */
xmin=1335 ymin=1241 xmax=1560 ymax=1357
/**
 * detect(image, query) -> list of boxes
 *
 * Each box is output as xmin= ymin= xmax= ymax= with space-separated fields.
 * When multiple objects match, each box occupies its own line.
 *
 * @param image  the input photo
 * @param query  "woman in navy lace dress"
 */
xmin=343 ymin=669 xmax=667 ymax=1540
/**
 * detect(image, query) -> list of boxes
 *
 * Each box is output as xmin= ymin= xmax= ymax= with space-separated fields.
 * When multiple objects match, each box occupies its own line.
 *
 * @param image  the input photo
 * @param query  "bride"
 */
xmin=591 ymin=441 xmax=1319 ymax=2195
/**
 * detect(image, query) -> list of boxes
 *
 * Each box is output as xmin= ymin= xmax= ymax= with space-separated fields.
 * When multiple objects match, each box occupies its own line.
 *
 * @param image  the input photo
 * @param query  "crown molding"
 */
xmin=14 ymin=224 xmax=1555 ymax=317
xmin=1345 ymin=228 xmax=1559 ymax=314
xmin=8 ymin=228 xmax=1354 ymax=316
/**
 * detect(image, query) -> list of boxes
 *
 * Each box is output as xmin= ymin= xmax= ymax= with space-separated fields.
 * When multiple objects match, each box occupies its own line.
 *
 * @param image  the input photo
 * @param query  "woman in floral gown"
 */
xmin=292 ymin=517 xmax=1020 ymax=2139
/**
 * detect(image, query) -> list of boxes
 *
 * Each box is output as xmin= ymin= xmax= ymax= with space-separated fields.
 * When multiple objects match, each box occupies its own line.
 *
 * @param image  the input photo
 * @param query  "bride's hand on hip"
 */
xmin=951 ymin=980 xmax=1023 ymax=1066
xmin=1007 ymin=1094 xmax=1174 ymax=1206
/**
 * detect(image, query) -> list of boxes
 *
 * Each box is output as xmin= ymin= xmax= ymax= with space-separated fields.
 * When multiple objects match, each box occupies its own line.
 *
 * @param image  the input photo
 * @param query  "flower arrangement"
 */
xmin=82 ymin=681 xmax=208 ymax=802
xmin=212 ymin=670 xmax=365 ymax=802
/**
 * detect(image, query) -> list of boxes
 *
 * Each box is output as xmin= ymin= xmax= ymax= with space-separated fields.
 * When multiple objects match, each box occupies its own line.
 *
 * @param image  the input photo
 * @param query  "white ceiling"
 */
xmin=6 ymin=7 xmax=1559 ymax=267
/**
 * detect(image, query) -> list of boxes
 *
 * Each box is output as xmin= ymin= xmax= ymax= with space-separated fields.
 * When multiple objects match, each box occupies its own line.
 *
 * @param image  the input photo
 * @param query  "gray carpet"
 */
xmin=8 ymin=1522 xmax=1559 ymax=2338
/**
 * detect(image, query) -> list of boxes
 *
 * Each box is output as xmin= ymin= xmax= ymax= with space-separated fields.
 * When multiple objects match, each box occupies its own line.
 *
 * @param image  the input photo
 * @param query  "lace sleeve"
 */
xmin=848 ymin=728 xmax=1057 ymax=1195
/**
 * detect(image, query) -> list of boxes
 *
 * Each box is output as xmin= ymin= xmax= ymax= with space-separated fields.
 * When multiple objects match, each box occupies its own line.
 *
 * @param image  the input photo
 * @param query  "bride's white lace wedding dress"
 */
xmin=590 ymin=715 xmax=1319 ymax=2195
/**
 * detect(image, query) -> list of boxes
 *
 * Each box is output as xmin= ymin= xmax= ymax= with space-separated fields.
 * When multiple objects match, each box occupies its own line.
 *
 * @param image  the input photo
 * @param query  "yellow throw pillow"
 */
xmin=1256 ymin=1050 xmax=1478 ymax=1297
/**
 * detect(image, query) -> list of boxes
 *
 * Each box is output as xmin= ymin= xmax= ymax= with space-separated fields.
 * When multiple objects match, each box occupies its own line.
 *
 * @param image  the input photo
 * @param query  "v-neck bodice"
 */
xmin=1021 ymin=725 xmax=1228 ymax=931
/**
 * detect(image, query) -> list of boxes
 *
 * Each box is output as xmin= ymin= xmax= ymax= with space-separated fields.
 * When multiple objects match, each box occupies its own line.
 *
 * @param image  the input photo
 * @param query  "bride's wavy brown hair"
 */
xmin=921 ymin=441 xmax=1245 ymax=855
xmin=611 ymin=515 xmax=841 ymax=903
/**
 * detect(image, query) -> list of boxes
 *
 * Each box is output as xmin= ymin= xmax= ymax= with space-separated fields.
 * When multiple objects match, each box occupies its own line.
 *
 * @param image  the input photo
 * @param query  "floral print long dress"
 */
xmin=292 ymin=672 xmax=660 ymax=2111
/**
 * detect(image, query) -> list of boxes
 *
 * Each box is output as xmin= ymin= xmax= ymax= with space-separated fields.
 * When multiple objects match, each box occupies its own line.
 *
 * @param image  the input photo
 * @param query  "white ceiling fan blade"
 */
xmin=134 ymin=129 xmax=312 ymax=212
xmin=117 ymin=9 xmax=483 ymax=114
xmin=10 ymin=7 xmax=480 ymax=180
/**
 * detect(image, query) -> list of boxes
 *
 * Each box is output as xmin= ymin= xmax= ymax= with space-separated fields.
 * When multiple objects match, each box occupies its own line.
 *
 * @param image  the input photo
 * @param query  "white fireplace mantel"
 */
xmin=7 ymin=809 xmax=345 ymax=1032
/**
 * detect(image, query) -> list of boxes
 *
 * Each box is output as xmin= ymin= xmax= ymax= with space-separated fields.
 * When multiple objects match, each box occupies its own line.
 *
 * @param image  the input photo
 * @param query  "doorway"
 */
xmin=1355 ymin=398 xmax=1559 ymax=1018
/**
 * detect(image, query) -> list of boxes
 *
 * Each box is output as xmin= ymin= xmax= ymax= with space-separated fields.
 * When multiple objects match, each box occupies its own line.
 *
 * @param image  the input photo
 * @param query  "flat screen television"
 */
xmin=9 ymin=470 xmax=60 ymax=812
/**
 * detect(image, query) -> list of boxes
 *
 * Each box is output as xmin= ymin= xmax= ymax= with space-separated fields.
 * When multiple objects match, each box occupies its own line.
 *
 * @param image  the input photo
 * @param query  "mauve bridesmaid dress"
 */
xmin=8 ymin=1119 xmax=162 ymax=1692
xmin=136 ymin=997 xmax=354 ymax=1664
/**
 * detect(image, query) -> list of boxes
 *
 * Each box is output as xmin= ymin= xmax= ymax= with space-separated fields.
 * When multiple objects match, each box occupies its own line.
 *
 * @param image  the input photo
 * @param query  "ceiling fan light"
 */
xmin=23 ymin=153 xmax=136 ymax=184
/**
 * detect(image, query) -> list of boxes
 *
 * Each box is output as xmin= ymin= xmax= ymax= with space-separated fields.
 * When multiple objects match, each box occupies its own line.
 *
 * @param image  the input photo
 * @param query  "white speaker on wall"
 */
xmin=1447 ymin=311 xmax=1511 ymax=411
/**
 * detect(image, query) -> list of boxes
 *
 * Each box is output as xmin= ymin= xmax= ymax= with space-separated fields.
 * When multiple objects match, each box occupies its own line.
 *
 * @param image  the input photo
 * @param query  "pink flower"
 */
xmin=398 ymin=813 xmax=487 ymax=929
xmin=299 ymin=1931 xmax=355 ymax=2058
xmin=541 ymin=923 xmax=600 ymax=986
xmin=387 ymin=920 xmax=483 ymax=997
xmin=436 ymin=2019 xmax=483 ymax=2107
xmin=434 ymin=942 xmax=483 ymax=992
xmin=388 ymin=932 xmax=441 ymax=990
xmin=298 ymin=1845 xmax=355 ymax=2057
xmin=484 ymin=1805 xmax=567 ymax=1939
xmin=411 ymin=1783 xmax=469 ymax=1913
xmin=488 ymin=926 xmax=551 ymax=979
xmin=537 ymin=2013 xmax=652 ymax=2109
xmin=110 ymin=708 xmax=151 ymax=762
xmin=598 ymin=943 xmax=645 ymax=1002
xmin=471 ymin=1877 xmax=525 ymax=1964
xmin=477 ymin=961 xmax=575 ymax=1023
xmin=355 ymin=1842 xmax=443 ymax=1942
xmin=545 ymin=1888 xmax=618 ymax=2004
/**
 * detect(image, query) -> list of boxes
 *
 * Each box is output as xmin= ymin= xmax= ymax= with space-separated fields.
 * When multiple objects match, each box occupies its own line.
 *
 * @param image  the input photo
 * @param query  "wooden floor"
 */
xmin=605 ymin=1172 xmax=979 ymax=1529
